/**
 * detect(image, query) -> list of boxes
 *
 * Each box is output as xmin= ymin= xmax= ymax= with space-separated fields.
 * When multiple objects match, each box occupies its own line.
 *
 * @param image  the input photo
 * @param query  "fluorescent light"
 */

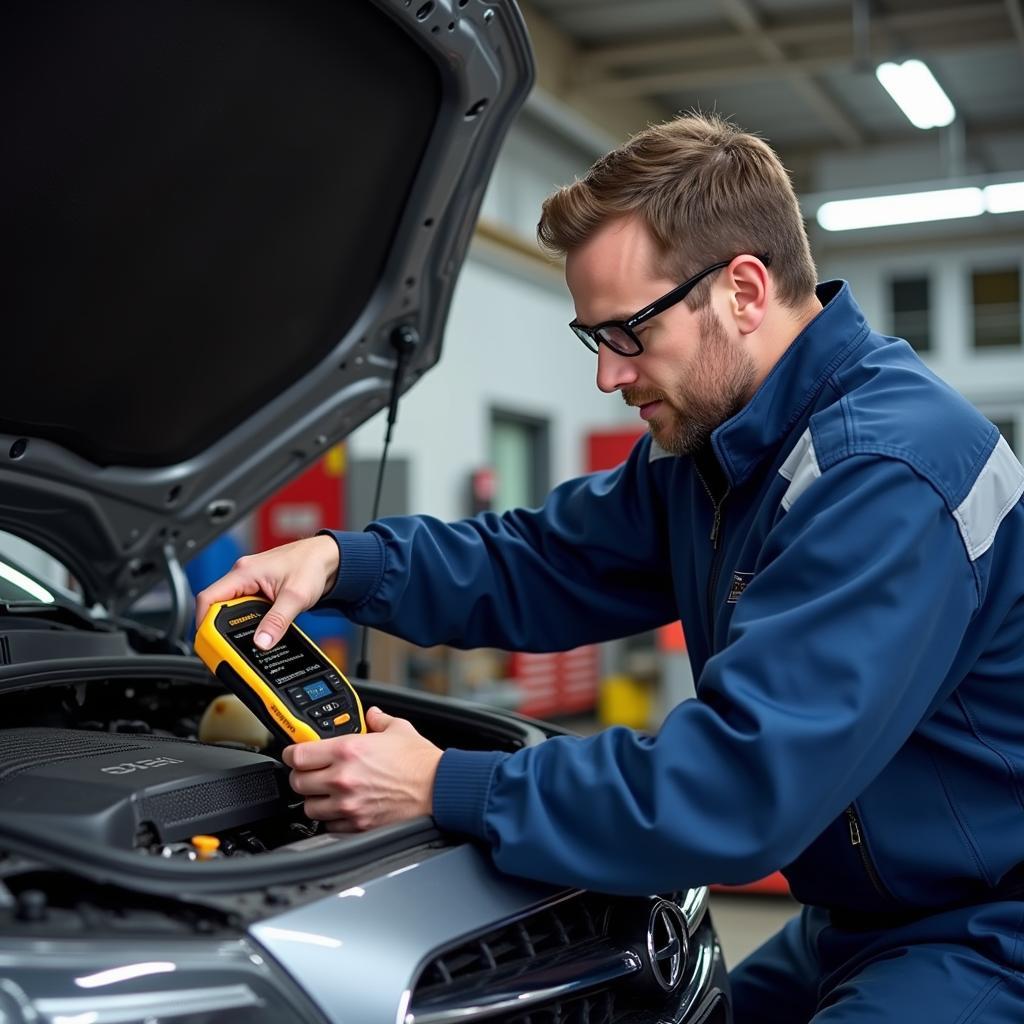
xmin=984 ymin=181 xmax=1024 ymax=214
xmin=816 ymin=187 xmax=984 ymax=231
xmin=876 ymin=60 xmax=955 ymax=129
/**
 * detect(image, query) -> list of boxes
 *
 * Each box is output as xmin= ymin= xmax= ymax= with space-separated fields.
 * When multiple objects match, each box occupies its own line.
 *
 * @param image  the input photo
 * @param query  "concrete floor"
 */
xmin=708 ymin=892 xmax=800 ymax=971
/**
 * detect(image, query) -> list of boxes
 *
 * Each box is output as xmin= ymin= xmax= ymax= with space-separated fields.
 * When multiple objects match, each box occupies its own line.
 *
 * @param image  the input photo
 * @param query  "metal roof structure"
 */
xmin=522 ymin=0 xmax=1024 ymax=192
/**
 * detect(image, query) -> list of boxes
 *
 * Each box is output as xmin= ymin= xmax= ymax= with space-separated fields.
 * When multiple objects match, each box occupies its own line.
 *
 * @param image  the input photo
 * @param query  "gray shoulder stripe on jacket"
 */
xmin=953 ymin=435 xmax=1024 ymax=561
xmin=778 ymin=428 xmax=821 ymax=511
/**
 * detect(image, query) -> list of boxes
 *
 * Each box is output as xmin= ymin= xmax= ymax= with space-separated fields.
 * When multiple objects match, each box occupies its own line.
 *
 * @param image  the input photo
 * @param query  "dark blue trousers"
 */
xmin=728 ymin=902 xmax=1024 ymax=1022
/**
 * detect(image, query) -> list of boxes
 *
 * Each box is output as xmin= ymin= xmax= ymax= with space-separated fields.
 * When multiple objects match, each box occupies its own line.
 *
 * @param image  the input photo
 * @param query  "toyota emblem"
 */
xmin=645 ymin=899 xmax=689 ymax=994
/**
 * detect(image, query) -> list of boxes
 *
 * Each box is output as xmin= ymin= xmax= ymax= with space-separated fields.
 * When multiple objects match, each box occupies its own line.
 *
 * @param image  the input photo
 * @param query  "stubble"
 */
xmin=627 ymin=309 xmax=757 ymax=456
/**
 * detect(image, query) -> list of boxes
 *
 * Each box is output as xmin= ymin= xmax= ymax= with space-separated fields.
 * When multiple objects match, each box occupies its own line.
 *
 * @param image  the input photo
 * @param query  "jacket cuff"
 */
xmin=317 ymin=530 xmax=385 ymax=605
xmin=432 ymin=748 xmax=510 ymax=839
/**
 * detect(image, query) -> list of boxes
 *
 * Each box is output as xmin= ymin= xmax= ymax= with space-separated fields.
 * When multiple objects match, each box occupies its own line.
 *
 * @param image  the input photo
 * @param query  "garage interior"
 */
xmin=2 ymin=0 xmax=1022 ymax=991
xmin=345 ymin=0 xmax=1024 ymax=968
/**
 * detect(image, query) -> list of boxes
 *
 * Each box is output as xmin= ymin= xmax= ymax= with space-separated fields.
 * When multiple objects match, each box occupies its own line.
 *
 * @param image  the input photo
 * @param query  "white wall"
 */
xmin=346 ymin=111 xmax=635 ymax=522
xmin=480 ymin=113 xmax=592 ymax=240
xmin=348 ymin=249 xmax=634 ymax=520
xmin=347 ymin=251 xmax=635 ymax=522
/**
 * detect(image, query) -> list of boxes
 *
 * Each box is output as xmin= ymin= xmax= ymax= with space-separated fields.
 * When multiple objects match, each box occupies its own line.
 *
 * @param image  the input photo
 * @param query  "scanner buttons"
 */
xmin=310 ymin=701 xmax=342 ymax=719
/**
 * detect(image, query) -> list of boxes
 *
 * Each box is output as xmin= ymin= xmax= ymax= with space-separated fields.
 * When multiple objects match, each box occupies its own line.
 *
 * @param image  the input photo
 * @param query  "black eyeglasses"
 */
xmin=570 ymin=253 xmax=772 ymax=356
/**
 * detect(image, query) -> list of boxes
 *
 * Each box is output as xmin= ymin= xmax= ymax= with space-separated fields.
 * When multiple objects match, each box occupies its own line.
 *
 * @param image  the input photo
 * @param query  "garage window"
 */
xmin=889 ymin=275 xmax=932 ymax=353
xmin=971 ymin=268 xmax=1022 ymax=349
xmin=490 ymin=410 xmax=550 ymax=512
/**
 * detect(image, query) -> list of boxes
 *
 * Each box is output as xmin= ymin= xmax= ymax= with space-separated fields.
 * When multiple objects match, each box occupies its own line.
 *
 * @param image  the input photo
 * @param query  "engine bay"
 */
xmin=0 ymin=656 xmax=546 ymax=869
xmin=0 ymin=670 xmax=332 ymax=860
xmin=0 ymin=640 xmax=550 ymax=941
xmin=0 ymin=727 xmax=318 ymax=859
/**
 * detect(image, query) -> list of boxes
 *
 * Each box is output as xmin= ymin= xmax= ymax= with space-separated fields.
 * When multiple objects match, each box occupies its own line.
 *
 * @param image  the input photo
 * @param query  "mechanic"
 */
xmin=196 ymin=113 xmax=1024 ymax=1022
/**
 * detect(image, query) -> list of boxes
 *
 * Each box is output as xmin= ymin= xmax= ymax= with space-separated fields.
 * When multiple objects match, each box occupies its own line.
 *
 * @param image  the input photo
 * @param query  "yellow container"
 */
xmin=599 ymin=674 xmax=653 ymax=730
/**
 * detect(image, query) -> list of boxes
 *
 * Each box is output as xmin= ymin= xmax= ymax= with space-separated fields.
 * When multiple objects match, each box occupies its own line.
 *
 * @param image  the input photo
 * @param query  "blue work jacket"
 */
xmin=324 ymin=281 xmax=1024 ymax=912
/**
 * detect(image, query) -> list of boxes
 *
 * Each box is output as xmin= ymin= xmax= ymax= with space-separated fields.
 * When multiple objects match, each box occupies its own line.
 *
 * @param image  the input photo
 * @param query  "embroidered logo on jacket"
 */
xmin=726 ymin=571 xmax=754 ymax=604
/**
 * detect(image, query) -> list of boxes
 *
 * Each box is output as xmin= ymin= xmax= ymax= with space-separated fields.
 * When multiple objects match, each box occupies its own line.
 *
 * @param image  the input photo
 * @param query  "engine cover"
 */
xmin=0 ymin=728 xmax=285 ymax=849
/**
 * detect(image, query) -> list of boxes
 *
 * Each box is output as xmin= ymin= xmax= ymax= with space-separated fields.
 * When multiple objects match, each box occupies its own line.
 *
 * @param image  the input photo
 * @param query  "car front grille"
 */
xmin=415 ymin=892 xmax=609 ymax=992
xmin=406 ymin=888 xmax=715 ymax=1024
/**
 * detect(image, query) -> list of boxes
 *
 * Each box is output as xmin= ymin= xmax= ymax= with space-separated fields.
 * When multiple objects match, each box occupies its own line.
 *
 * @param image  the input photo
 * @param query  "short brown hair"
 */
xmin=537 ymin=112 xmax=817 ymax=310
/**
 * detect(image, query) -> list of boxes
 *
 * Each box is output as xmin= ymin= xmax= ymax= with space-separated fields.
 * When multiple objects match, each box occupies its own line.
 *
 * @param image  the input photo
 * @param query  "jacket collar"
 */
xmin=710 ymin=280 xmax=869 ymax=487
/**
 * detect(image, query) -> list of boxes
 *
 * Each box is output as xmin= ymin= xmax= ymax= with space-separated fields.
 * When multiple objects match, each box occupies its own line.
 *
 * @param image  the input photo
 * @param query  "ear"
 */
xmin=725 ymin=255 xmax=769 ymax=335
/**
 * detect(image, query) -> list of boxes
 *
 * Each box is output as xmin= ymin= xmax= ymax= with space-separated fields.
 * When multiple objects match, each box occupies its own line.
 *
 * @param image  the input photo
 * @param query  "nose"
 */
xmin=596 ymin=344 xmax=639 ymax=394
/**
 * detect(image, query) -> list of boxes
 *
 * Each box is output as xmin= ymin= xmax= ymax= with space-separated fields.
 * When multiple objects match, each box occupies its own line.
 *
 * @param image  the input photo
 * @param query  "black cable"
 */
xmin=354 ymin=325 xmax=419 ymax=680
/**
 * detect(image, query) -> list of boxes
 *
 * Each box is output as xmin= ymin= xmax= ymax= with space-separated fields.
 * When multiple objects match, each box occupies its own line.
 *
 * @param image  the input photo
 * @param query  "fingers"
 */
xmin=195 ymin=573 xmax=261 ymax=629
xmin=285 ymin=740 xmax=375 ymax=830
xmin=288 ymin=767 xmax=326 ymax=797
xmin=283 ymin=737 xmax=348 ymax=771
xmin=254 ymin=587 xmax=311 ymax=650
xmin=299 ymin=786 xmax=374 ymax=830
xmin=283 ymin=713 xmax=435 ymax=830
xmin=193 ymin=536 xmax=341 ymax=645
xmin=365 ymin=706 xmax=395 ymax=733
xmin=305 ymin=795 xmax=376 ymax=831
xmin=302 ymin=795 xmax=347 ymax=821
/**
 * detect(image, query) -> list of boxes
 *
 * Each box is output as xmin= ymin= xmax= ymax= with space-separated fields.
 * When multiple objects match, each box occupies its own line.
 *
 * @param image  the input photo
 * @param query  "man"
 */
xmin=196 ymin=114 xmax=1024 ymax=1021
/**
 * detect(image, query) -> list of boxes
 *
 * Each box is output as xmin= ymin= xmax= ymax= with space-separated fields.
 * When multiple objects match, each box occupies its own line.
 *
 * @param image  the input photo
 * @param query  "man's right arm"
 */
xmin=321 ymin=440 xmax=677 ymax=651
xmin=196 ymin=436 xmax=678 ymax=652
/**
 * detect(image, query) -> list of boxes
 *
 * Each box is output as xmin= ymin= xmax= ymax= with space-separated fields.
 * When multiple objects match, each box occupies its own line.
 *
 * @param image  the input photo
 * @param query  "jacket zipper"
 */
xmin=705 ymin=492 xmax=730 ymax=645
xmin=694 ymin=464 xmax=730 ymax=647
xmin=845 ymin=805 xmax=891 ymax=900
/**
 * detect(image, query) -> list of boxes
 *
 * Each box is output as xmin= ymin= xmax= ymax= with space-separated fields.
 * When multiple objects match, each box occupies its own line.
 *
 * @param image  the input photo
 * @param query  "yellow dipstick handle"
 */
xmin=192 ymin=835 xmax=221 ymax=860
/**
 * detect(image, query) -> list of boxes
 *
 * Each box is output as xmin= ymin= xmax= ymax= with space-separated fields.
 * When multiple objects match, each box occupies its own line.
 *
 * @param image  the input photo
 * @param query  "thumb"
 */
xmin=365 ymin=706 xmax=395 ymax=733
xmin=254 ymin=591 xmax=308 ymax=650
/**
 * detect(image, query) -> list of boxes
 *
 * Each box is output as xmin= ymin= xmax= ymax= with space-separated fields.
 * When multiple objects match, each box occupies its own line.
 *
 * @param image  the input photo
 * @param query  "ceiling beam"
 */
xmin=516 ymin=0 xmax=663 ymax=144
xmin=715 ymin=0 xmax=861 ymax=147
xmin=569 ymin=25 xmax=1011 ymax=101
xmin=576 ymin=3 xmax=1006 ymax=75
xmin=772 ymin=115 xmax=1024 ymax=163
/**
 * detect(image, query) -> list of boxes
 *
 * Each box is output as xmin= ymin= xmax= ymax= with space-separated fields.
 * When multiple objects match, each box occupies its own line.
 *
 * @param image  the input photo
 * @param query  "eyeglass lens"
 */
xmin=594 ymin=324 xmax=640 ymax=355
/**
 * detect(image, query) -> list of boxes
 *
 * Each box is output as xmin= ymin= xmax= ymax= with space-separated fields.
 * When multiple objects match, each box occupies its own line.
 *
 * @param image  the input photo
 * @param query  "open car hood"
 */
xmin=0 ymin=0 xmax=533 ymax=615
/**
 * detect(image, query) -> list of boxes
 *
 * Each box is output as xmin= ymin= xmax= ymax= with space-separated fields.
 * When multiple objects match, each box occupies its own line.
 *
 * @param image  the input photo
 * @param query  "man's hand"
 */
xmin=283 ymin=707 xmax=443 ymax=832
xmin=194 ymin=535 xmax=340 ymax=650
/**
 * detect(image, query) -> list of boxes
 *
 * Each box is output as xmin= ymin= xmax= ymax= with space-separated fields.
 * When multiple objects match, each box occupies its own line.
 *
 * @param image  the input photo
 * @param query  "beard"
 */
xmin=623 ymin=308 xmax=757 ymax=456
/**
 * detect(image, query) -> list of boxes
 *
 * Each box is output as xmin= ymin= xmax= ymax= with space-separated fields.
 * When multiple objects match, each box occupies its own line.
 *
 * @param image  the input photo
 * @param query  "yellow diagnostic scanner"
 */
xmin=194 ymin=597 xmax=365 ymax=743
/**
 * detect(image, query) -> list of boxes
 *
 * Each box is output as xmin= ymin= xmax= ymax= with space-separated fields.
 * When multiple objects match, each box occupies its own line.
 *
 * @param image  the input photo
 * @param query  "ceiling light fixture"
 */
xmin=812 ymin=179 xmax=1024 ymax=231
xmin=816 ymin=187 xmax=985 ymax=231
xmin=875 ymin=59 xmax=956 ymax=130
xmin=984 ymin=181 xmax=1024 ymax=214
